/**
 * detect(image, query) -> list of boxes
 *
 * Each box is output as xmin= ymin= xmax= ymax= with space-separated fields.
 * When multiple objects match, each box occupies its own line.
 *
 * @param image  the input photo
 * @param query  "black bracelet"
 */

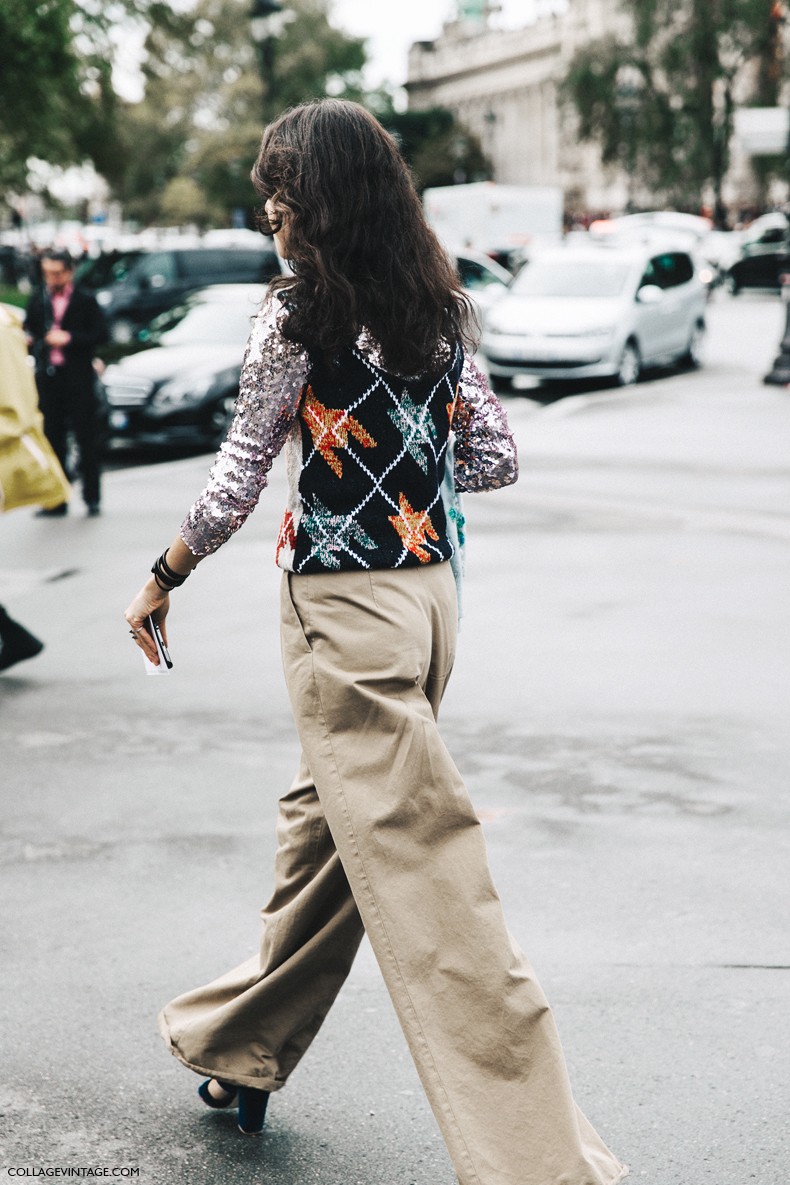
xmin=151 ymin=560 xmax=177 ymax=590
xmin=151 ymin=549 xmax=190 ymax=590
xmin=160 ymin=549 xmax=189 ymax=584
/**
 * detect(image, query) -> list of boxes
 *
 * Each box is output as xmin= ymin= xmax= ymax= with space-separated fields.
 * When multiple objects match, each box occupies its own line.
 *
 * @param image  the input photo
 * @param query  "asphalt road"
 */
xmin=1 ymin=292 xmax=789 ymax=1185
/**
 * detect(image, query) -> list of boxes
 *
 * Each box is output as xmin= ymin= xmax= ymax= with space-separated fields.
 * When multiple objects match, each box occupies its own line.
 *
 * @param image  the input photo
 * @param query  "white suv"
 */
xmin=481 ymin=243 xmax=707 ymax=388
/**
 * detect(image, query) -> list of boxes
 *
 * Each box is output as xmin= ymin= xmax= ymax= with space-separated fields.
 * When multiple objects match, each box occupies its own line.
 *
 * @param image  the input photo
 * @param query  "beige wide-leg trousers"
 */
xmin=159 ymin=562 xmax=627 ymax=1185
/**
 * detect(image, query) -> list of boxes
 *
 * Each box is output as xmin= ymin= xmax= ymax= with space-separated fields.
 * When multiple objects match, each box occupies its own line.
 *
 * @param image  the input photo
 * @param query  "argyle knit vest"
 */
xmin=275 ymin=342 xmax=465 ymax=574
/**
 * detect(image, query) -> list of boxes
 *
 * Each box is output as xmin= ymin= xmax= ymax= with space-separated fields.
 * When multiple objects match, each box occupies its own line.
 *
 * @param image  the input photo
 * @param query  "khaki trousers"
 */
xmin=159 ymin=563 xmax=627 ymax=1185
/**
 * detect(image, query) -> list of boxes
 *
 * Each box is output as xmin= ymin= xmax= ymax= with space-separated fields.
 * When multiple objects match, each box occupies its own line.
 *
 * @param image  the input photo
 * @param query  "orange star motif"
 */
xmin=275 ymin=510 xmax=296 ymax=565
xmin=389 ymin=493 xmax=439 ymax=563
xmin=301 ymin=387 xmax=376 ymax=478
xmin=447 ymin=382 xmax=460 ymax=425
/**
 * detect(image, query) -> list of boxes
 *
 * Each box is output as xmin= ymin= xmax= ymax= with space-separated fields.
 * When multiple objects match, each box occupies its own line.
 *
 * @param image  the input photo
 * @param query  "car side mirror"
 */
xmin=636 ymin=284 xmax=663 ymax=304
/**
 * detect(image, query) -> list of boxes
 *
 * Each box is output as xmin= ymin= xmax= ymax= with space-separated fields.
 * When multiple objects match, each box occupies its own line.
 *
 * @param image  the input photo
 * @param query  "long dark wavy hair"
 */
xmin=252 ymin=98 xmax=477 ymax=375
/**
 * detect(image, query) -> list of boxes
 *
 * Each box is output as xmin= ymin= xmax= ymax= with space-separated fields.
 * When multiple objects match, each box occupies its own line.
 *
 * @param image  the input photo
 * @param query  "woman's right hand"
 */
xmin=124 ymin=578 xmax=170 ymax=665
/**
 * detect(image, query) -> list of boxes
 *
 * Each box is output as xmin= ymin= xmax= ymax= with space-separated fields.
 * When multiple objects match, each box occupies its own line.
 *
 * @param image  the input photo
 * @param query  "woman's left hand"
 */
xmin=125 ymin=578 xmax=170 ymax=665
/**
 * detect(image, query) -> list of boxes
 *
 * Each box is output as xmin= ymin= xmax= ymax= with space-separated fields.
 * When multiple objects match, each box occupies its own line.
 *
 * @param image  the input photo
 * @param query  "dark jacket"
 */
xmin=24 ymin=286 xmax=108 ymax=382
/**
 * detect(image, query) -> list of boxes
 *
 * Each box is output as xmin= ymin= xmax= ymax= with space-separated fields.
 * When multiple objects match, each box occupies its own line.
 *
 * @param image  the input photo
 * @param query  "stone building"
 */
xmin=405 ymin=0 xmax=778 ymax=216
xmin=406 ymin=0 xmax=630 ymax=215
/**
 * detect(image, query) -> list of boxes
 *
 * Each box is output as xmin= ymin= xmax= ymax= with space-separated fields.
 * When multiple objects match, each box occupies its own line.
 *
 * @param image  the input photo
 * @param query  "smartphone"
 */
xmin=142 ymin=614 xmax=173 ymax=673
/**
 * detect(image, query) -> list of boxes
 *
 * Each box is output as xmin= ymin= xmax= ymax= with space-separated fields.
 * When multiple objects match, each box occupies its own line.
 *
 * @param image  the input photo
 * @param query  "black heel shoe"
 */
xmin=237 ymin=1087 xmax=269 ymax=1135
xmin=197 ymin=1078 xmax=238 ymax=1109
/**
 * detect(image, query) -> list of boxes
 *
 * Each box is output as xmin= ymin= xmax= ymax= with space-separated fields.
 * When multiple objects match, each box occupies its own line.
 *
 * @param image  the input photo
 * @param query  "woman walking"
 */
xmin=125 ymin=99 xmax=627 ymax=1185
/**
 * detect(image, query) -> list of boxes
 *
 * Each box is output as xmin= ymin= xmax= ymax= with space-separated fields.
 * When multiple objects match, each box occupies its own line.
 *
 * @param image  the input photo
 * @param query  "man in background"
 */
xmin=24 ymin=248 xmax=108 ymax=517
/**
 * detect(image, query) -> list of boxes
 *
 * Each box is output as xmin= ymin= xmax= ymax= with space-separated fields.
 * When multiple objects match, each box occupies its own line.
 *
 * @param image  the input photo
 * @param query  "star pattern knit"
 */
xmin=180 ymin=293 xmax=518 ymax=572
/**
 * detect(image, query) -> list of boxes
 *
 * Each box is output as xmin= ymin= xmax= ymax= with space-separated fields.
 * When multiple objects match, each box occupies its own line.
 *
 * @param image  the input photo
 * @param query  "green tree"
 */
xmin=0 ymin=1 xmax=176 ymax=192
xmin=261 ymin=0 xmax=367 ymax=117
xmin=379 ymin=108 xmax=490 ymax=191
xmin=0 ymin=0 xmax=86 ymax=187
xmin=116 ymin=0 xmax=366 ymax=227
xmin=159 ymin=176 xmax=223 ymax=227
xmin=562 ymin=0 xmax=784 ymax=222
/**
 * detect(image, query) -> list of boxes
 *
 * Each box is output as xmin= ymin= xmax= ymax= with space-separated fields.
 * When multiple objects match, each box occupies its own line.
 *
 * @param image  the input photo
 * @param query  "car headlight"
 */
xmin=151 ymin=366 xmax=238 ymax=411
xmin=151 ymin=374 xmax=212 ymax=409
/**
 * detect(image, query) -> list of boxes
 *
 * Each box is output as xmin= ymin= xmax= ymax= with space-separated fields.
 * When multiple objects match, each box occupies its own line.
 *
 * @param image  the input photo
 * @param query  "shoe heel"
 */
xmin=237 ymin=1087 xmax=269 ymax=1135
xmin=197 ymin=1078 xmax=237 ymax=1109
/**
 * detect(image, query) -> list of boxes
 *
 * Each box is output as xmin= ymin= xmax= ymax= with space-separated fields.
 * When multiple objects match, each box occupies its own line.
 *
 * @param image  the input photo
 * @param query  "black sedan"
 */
xmin=100 ymin=284 xmax=266 ymax=448
xmin=726 ymin=213 xmax=790 ymax=294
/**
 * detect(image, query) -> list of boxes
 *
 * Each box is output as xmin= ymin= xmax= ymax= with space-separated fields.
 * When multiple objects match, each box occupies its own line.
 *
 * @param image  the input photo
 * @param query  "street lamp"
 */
xmin=250 ymin=0 xmax=290 ymax=120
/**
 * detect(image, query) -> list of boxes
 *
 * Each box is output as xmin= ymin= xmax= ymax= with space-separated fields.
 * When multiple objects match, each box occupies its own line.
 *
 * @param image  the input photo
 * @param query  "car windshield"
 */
xmin=151 ymin=300 xmax=257 ymax=347
xmin=511 ymin=259 xmax=631 ymax=299
xmin=75 ymin=251 xmax=143 ymax=289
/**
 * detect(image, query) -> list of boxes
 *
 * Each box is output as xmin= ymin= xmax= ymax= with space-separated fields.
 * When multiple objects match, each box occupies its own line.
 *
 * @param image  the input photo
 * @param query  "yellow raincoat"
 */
xmin=0 ymin=304 xmax=70 ymax=512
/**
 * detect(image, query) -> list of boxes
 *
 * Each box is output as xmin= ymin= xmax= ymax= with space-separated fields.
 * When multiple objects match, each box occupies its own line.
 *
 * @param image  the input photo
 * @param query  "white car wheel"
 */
xmin=616 ymin=342 xmax=641 ymax=387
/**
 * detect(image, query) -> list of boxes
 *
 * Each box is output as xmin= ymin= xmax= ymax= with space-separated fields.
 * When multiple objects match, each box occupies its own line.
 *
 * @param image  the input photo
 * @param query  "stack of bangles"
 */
xmin=151 ymin=550 xmax=191 ymax=592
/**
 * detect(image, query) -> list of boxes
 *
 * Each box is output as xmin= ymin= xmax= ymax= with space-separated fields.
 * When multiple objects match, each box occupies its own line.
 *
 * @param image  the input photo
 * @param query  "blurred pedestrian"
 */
xmin=124 ymin=100 xmax=627 ymax=1185
xmin=24 ymin=248 xmax=108 ymax=517
xmin=0 ymin=304 xmax=70 ymax=673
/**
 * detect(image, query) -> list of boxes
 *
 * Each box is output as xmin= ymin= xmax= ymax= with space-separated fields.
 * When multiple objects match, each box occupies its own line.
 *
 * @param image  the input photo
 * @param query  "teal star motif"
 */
xmin=302 ymin=498 xmax=377 ymax=569
xmin=387 ymin=392 xmax=438 ymax=474
xmin=448 ymin=503 xmax=466 ymax=547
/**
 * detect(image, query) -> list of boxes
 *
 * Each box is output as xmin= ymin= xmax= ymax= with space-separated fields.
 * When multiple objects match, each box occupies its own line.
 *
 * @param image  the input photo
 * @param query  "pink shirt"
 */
xmin=48 ymin=283 xmax=73 ymax=367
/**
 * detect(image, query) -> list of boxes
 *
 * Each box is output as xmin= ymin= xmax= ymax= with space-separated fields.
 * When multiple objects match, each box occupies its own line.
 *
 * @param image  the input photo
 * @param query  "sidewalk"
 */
xmin=2 ymin=357 xmax=789 ymax=1184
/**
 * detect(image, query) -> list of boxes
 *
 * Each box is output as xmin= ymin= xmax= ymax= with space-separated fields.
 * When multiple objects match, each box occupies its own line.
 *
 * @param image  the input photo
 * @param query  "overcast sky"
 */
xmin=330 ymin=0 xmax=544 ymax=88
xmin=113 ymin=1 xmax=550 ymax=100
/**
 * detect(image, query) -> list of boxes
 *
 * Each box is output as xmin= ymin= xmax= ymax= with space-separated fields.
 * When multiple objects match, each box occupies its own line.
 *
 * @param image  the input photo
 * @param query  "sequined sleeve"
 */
xmin=179 ymin=295 xmax=311 ymax=556
xmin=453 ymin=352 xmax=518 ymax=492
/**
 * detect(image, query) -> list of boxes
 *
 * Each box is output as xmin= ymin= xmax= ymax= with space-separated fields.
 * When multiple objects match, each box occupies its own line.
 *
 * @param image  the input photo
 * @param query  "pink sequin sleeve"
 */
xmin=453 ymin=352 xmax=518 ymax=492
xmin=179 ymin=295 xmax=311 ymax=557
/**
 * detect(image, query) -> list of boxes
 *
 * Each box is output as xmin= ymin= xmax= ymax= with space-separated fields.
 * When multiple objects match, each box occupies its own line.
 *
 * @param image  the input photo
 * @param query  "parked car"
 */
xmin=75 ymin=247 xmax=144 ymax=293
xmin=100 ymin=284 xmax=267 ymax=448
xmin=456 ymin=250 xmax=512 ymax=313
xmin=725 ymin=213 xmax=790 ymax=294
xmin=76 ymin=244 xmax=280 ymax=342
xmin=588 ymin=211 xmax=733 ymax=290
xmin=480 ymin=243 xmax=707 ymax=389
